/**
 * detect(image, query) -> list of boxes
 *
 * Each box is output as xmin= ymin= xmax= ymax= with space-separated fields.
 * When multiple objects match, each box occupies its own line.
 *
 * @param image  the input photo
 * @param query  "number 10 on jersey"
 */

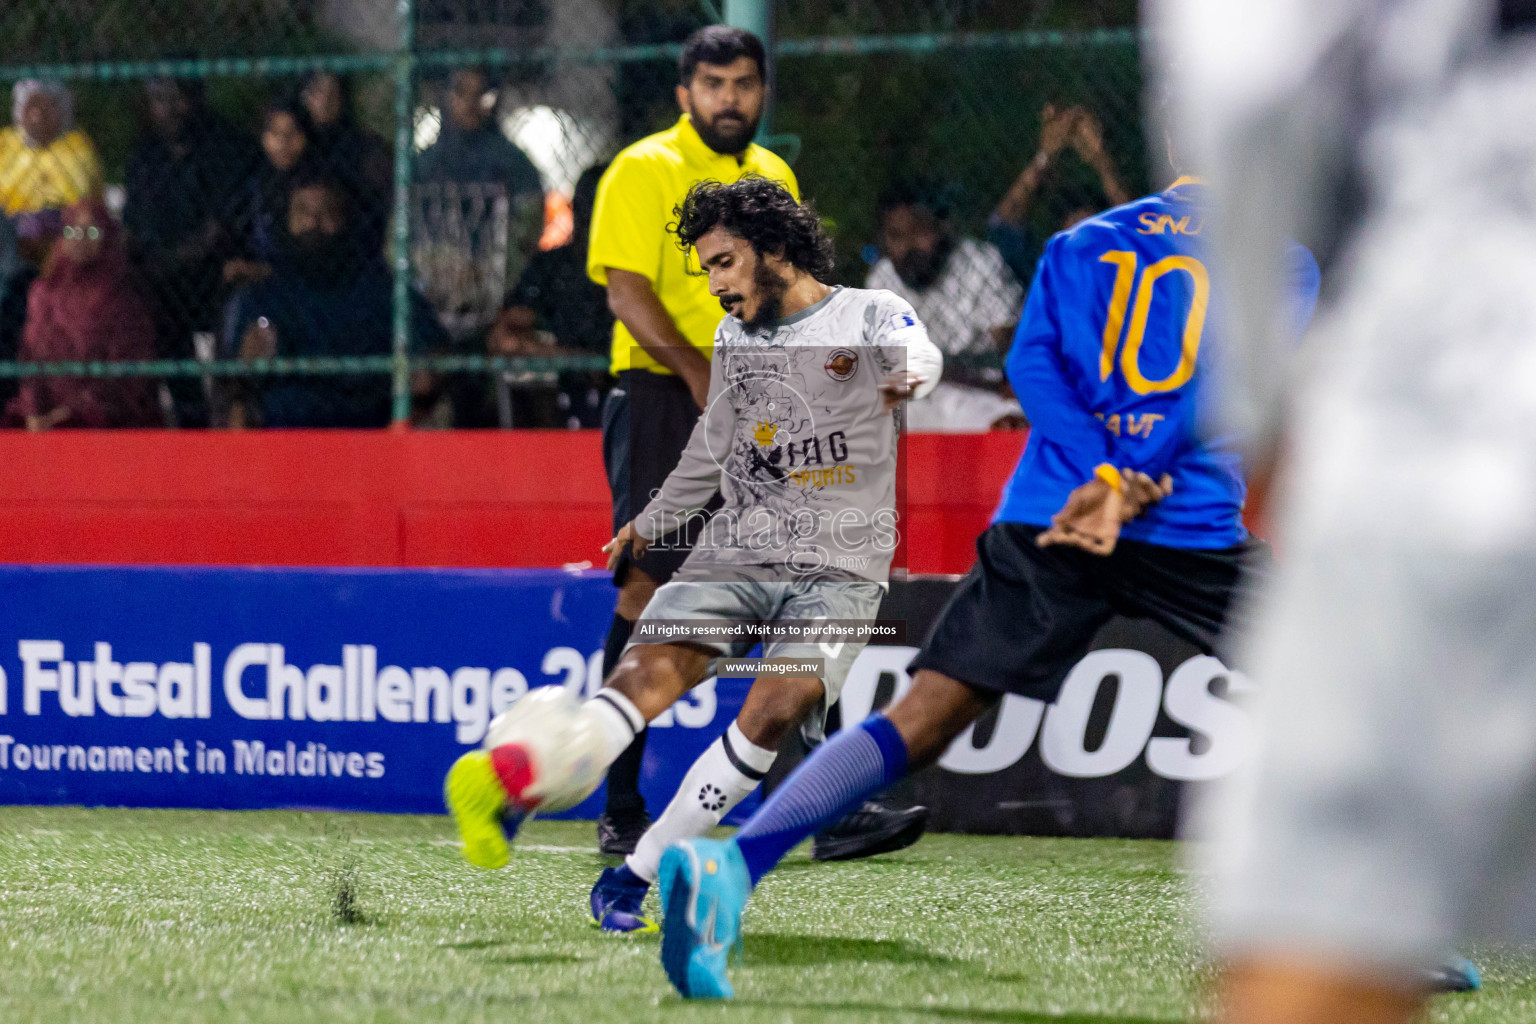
xmin=1098 ymin=251 xmax=1210 ymax=395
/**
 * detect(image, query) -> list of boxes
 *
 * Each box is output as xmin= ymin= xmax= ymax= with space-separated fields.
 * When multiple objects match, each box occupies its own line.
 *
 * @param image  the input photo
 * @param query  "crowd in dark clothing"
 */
xmin=221 ymin=174 xmax=451 ymax=428
xmin=298 ymin=72 xmax=393 ymax=258
xmin=116 ymin=74 xmax=416 ymax=428
xmin=0 ymin=69 xmax=616 ymax=431
xmin=120 ymin=78 xmax=252 ymax=425
xmin=0 ymin=72 xmax=1126 ymax=434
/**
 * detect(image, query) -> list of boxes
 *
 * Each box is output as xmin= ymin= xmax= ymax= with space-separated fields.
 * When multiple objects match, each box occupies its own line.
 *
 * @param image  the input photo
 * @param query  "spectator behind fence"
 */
xmin=298 ymin=71 xmax=392 ymax=256
xmin=224 ymin=100 xmax=317 ymax=290
xmin=479 ymin=162 xmax=614 ymax=428
xmin=224 ymin=175 xmax=447 ymax=428
xmin=4 ymin=199 xmax=158 ymax=431
xmin=991 ymin=103 xmax=1130 ymax=287
xmin=0 ymin=80 xmax=103 ymax=405
xmin=866 ymin=181 xmax=1025 ymax=432
xmin=418 ymin=67 xmax=542 ymax=204
xmin=0 ymin=80 xmax=102 ymax=268
xmin=125 ymin=77 xmax=256 ymax=427
xmin=416 ymin=67 xmax=544 ymax=270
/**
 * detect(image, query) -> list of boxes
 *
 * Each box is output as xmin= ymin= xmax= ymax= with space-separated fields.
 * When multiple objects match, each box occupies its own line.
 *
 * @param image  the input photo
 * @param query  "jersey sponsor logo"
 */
xmin=1136 ymin=212 xmax=1202 ymax=236
xmin=752 ymin=421 xmax=783 ymax=447
xmin=1097 ymin=411 xmax=1165 ymax=439
xmin=743 ymin=429 xmax=854 ymax=487
xmin=888 ymin=312 xmax=918 ymax=332
xmin=824 ymin=348 xmax=859 ymax=381
xmin=763 ymin=430 xmax=848 ymax=466
xmin=788 ymin=464 xmax=858 ymax=488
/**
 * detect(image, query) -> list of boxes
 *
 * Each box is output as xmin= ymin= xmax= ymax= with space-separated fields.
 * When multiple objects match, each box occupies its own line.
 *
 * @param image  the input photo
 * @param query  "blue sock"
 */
xmin=733 ymin=714 xmax=909 ymax=886
xmin=610 ymin=863 xmax=647 ymax=890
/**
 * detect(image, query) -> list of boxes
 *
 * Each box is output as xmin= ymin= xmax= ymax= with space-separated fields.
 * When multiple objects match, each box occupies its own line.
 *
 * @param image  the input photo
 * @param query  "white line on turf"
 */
xmin=428 ymin=839 xmax=592 ymax=853
xmin=30 ymin=830 xmax=596 ymax=854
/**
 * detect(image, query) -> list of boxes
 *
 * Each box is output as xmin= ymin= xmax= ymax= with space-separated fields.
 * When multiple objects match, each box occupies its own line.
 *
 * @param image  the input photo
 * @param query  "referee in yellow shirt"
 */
xmin=586 ymin=26 xmax=793 ymax=853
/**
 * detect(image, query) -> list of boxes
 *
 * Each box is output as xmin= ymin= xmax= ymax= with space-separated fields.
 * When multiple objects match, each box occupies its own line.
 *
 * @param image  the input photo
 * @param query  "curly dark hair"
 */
xmin=671 ymin=177 xmax=837 ymax=283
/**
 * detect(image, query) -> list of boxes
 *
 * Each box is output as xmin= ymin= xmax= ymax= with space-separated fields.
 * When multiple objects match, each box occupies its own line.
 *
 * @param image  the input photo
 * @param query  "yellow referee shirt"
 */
xmin=587 ymin=114 xmax=799 ymax=375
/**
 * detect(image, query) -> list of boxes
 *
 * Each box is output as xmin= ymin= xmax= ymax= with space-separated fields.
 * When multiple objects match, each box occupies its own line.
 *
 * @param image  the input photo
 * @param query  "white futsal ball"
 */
xmin=484 ymin=685 xmax=606 ymax=813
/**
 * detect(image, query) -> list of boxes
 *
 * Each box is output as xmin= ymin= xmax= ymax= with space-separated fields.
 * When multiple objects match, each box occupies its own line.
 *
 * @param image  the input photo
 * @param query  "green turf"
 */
xmin=0 ymin=807 xmax=1528 ymax=1023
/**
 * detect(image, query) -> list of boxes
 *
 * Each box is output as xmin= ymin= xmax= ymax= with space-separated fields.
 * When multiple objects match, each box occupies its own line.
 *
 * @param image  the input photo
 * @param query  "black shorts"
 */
xmin=910 ymin=522 xmax=1267 ymax=701
xmin=600 ymin=369 xmax=720 ymax=585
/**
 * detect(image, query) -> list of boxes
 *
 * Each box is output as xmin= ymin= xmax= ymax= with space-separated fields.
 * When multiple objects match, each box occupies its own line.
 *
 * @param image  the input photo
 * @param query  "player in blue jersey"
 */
xmin=650 ymin=176 xmax=1321 ymax=999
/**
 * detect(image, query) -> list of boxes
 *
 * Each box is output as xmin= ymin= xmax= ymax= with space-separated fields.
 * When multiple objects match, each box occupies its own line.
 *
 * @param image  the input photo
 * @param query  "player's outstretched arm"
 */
xmin=879 ymin=371 xmax=926 ymax=410
xmin=627 ymin=338 xmax=731 ymax=551
xmin=879 ymin=329 xmax=942 ymax=410
xmin=873 ymin=297 xmax=943 ymax=411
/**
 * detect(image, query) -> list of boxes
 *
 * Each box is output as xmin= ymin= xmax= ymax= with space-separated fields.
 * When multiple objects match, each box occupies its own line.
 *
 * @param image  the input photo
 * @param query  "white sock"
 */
xmin=626 ymin=720 xmax=777 ymax=883
xmin=583 ymin=687 xmax=646 ymax=766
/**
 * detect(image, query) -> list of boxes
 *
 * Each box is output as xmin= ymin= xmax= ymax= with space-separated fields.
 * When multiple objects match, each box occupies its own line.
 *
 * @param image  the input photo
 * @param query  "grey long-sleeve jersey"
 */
xmin=634 ymin=286 xmax=943 ymax=583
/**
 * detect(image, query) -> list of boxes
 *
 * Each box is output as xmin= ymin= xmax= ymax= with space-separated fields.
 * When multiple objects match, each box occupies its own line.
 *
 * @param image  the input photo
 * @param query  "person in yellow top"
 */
xmin=583 ymin=25 xmax=796 ymax=854
xmin=588 ymin=53 xmax=797 ymax=385
xmin=0 ymin=81 xmax=102 ymax=266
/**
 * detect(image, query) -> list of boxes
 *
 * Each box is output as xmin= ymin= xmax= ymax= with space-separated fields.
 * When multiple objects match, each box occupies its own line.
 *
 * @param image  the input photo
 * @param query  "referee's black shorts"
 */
xmin=600 ymin=369 xmax=721 ymax=586
xmin=910 ymin=522 xmax=1267 ymax=701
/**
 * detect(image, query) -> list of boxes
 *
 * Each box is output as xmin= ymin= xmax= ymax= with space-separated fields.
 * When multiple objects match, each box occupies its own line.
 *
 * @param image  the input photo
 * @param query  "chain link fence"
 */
xmin=0 ymin=0 xmax=1143 ymax=430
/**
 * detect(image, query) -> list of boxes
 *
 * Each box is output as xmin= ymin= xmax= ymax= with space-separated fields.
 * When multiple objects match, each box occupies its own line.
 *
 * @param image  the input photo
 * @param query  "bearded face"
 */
xmin=716 ymin=249 xmax=790 ymax=331
xmin=678 ymin=56 xmax=766 ymax=156
xmin=880 ymin=203 xmax=955 ymax=293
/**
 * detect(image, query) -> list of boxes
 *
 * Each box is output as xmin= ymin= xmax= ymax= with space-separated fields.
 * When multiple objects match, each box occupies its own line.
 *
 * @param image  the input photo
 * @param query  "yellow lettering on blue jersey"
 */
xmin=1097 ymin=251 xmax=1210 ymax=396
xmin=1136 ymin=213 xmax=1202 ymax=236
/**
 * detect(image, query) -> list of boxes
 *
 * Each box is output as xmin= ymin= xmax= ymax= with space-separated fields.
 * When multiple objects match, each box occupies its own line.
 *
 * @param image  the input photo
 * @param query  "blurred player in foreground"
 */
xmin=651 ymin=167 xmax=1319 ymax=996
xmin=1156 ymin=1 xmax=1536 ymax=1021
xmin=445 ymin=178 xmax=942 ymax=921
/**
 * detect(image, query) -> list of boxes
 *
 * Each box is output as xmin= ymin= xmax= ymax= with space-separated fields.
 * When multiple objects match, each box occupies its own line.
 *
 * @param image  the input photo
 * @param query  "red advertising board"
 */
xmin=0 ymin=430 xmax=1027 ymax=574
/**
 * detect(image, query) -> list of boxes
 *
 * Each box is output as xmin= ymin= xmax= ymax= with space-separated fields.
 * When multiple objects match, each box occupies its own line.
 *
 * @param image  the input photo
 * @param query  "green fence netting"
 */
xmin=0 ymin=0 xmax=1142 ymax=430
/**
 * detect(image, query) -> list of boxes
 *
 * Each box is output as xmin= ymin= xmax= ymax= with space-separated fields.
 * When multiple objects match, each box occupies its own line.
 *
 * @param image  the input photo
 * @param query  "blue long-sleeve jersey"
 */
xmin=994 ymin=180 xmax=1319 ymax=549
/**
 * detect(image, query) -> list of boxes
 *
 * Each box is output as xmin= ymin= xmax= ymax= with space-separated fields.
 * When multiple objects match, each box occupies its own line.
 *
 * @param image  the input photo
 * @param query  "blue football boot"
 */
xmin=657 ymin=838 xmax=749 ymax=999
xmin=1426 ymin=954 xmax=1482 ymax=993
xmin=590 ymin=866 xmax=658 ymax=934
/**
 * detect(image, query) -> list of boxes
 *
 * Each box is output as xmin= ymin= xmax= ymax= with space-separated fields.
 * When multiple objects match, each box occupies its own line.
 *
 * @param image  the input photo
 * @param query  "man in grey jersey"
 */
xmin=576 ymin=177 xmax=943 ymax=931
xmin=1157 ymin=0 xmax=1536 ymax=1020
